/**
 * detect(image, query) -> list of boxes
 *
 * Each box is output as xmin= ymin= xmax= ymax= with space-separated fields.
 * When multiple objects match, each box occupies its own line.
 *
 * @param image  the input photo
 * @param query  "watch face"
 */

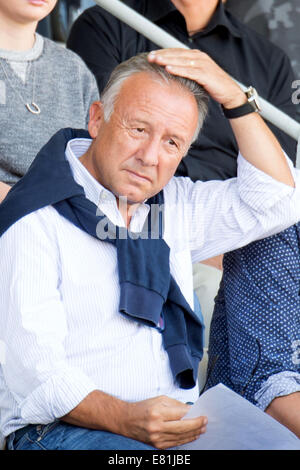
xmin=247 ymin=87 xmax=261 ymax=112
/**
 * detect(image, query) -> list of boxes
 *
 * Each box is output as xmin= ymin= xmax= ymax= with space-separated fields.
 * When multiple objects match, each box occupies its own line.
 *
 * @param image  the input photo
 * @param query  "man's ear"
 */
xmin=88 ymin=101 xmax=105 ymax=138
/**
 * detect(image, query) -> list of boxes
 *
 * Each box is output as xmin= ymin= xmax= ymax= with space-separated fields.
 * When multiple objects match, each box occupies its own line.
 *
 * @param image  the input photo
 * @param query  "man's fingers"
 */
xmin=165 ymin=64 xmax=202 ymax=78
xmin=148 ymin=49 xmax=207 ymax=68
xmin=129 ymin=396 xmax=207 ymax=449
xmin=158 ymin=435 xmax=200 ymax=450
xmin=153 ymin=423 xmax=207 ymax=450
xmin=148 ymin=48 xmax=204 ymax=58
xmin=162 ymin=415 xmax=208 ymax=435
xmin=163 ymin=64 xmax=211 ymax=90
xmin=148 ymin=48 xmax=243 ymax=107
xmin=147 ymin=49 xmax=219 ymax=90
xmin=148 ymin=49 xmax=208 ymax=83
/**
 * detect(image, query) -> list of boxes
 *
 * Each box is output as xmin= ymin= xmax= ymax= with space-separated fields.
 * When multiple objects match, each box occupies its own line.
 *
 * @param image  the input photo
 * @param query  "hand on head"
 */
xmin=148 ymin=48 xmax=246 ymax=109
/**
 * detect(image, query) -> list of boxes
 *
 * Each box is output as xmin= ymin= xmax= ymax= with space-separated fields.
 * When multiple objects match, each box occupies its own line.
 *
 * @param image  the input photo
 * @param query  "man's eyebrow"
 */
xmin=169 ymin=133 xmax=186 ymax=144
xmin=128 ymin=120 xmax=148 ymax=128
xmin=166 ymin=132 xmax=190 ymax=150
xmin=126 ymin=117 xmax=188 ymax=145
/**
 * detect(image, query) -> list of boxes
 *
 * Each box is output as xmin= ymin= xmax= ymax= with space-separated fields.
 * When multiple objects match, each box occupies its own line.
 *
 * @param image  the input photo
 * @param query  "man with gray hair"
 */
xmin=1 ymin=50 xmax=300 ymax=450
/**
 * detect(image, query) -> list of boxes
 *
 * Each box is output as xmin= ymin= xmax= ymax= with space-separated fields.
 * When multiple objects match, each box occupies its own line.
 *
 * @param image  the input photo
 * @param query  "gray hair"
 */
xmin=101 ymin=52 xmax=209 ymax=143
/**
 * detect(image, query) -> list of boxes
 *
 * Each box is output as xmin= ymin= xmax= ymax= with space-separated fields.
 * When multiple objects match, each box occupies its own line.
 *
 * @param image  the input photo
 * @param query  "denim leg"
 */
xmin=8 ymin=422 xmax=157 ymax=450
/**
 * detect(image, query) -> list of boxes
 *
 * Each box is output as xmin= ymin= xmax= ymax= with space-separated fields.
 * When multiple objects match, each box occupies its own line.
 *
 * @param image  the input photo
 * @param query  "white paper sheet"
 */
xmin=172 ymin=384 xmax=300 ymax=450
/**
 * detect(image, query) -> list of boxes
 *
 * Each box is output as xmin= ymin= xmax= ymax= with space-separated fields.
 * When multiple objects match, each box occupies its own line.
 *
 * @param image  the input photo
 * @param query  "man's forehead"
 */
xmin=120 ymin=70 xmax=183 ymax=92
xmin=117 ymin=71 xmax=197 ymax=115
xmin=110 ymin=72 xmax=199 ymax=143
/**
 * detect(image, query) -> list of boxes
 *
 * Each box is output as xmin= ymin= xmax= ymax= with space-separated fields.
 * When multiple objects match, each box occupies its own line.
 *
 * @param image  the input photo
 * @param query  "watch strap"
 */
xmin=222 ymin=100 xmax=257 ymax=119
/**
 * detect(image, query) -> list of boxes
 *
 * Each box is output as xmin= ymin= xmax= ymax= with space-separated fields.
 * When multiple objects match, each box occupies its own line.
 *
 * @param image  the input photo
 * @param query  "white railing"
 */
xmin=94 ymin=0 xmax=300 ymax=167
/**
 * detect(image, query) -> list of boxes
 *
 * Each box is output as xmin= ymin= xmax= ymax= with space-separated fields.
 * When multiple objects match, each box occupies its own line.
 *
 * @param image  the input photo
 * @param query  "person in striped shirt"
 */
xmin=1 ymin=50 xmax=300 ymax=450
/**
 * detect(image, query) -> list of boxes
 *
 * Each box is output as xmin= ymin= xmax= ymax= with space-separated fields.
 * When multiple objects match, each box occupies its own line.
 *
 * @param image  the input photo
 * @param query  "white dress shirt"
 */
xmin=1 ymin=138 xmax=300 ymax=437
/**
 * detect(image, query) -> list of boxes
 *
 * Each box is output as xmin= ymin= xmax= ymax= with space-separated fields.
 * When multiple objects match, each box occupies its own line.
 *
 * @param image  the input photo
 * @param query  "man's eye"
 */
xmin=136 ymin=128 xmax=145 ymax=133
xmin=168 ymin=139 xmax=177 ymax=147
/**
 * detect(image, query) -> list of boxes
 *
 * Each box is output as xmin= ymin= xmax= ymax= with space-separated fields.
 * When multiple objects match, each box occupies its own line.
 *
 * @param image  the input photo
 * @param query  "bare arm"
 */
xmin=266 ymin=392 xmax=300 ymax=438
xmin=201 ymin=254 xmax=223 ymax=270
xmin=61 ymin=390 xmax=207 ymax=449
xmin=148 ymin=49 xmax=294 ymax=187
xmin=228 ymin=109 xmax=294 ymax=187
xmin=0 ymin=181 xmax=10 ymax=202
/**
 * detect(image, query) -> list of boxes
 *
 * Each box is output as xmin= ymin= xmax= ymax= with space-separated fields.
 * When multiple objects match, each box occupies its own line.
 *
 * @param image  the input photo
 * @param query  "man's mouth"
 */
xmin=125 ymin=169 xmax=152 ymax=183
xmin=28 ymin=0 xmax=48 ymax=6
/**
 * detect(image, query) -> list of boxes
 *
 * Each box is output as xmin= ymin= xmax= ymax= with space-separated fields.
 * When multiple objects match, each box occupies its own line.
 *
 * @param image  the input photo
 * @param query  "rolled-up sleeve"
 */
xmin=185 ymin=152 xmax=300 ymax=261
xmin=20 ymin=368 xmax=96 ymax=423
xmin=0 ymin=210 xmax=97 ymax=424
xmin=255 ymin=372 xmax=300 ymax=411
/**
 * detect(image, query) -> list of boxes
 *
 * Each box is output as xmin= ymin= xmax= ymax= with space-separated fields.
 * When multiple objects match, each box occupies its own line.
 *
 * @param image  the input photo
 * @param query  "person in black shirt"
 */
xmin=225 ymin=0 xmax=300 ymax=122
xmin=226 ymin=0 xmax=300 ymax=81
xmin=67 ymin=0 xmax=300 ymax=439
xmin=67 ymin=0 xmax=297 ymax=182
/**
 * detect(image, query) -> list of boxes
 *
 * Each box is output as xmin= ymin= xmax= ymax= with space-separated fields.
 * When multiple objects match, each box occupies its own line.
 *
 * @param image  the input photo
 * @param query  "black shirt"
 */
xmin=226 ymin=0 xmax=300 ymax=79
xmin=67 ymin=0 xmax=297 ymax=181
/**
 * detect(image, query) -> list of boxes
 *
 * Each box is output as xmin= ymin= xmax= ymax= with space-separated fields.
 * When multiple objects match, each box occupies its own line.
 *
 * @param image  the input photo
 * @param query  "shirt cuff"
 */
xmin=237 ymin=152 xmax=297 ymax=213
xmin=19 ymin=367 xmax=97 ymax=423
xmin=254 ymin=371 xmax=300 ymax=411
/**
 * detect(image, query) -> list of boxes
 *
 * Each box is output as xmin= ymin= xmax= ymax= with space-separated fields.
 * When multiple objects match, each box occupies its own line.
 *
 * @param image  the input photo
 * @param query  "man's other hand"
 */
xmin=121 ymin=395 xmax=207 ymax=449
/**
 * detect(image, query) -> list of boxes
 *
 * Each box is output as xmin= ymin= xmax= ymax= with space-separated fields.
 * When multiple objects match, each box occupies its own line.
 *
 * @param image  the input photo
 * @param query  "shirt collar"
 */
xmin=137 ymin=0 xmax=241 ymax=38
xmin=201 ymin=1 xmax=242 ymax=38
xmin=65 ymin=137 xmax=113 ymax=208
xmin=143 ymin=0 xmax=175 ymax=22
xmin=65 ymin=138 xmax=150 ymax=226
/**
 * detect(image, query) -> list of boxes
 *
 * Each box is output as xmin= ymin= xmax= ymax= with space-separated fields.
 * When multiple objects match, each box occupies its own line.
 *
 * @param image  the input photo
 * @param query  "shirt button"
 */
xmin=188 ymin=37 xmax=193 ymax=43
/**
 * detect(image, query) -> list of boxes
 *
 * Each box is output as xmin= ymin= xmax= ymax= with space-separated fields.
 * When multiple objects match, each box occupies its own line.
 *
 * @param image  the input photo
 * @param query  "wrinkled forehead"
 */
xmin=114 ymin=72 xmax=199 ymax=139
xmin=116 ymin=71 xmax=198 ymax=116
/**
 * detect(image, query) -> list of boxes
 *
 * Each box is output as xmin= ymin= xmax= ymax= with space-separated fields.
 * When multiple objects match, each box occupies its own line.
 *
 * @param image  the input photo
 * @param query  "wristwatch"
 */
xmin=222 ymin=86 xmax=261 ymax=119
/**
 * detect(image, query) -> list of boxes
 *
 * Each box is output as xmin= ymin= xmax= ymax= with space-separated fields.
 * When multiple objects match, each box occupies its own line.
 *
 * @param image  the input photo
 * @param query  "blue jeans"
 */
xmin=7 ymin=422 xmax=156 ymax=450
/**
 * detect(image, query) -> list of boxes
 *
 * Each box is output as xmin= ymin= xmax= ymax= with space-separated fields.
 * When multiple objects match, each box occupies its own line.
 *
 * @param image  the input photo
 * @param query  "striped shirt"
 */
xmin=1 ymin=138 xmax=300 ymax=437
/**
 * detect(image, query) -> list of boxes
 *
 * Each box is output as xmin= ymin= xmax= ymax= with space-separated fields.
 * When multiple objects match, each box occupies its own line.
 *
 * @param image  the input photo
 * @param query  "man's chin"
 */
xmin=118 ymin=193 xmax=147 ymax=205
xmin=116 ymin=186 xmax=155 ymax=205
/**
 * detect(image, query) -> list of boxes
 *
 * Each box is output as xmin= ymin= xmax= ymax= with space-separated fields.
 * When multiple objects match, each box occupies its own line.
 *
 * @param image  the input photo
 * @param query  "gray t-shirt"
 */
xmin=0 ymin=34 xmax=99 ymax=184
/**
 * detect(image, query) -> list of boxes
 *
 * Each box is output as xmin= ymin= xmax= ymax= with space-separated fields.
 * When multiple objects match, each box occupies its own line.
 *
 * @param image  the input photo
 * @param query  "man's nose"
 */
xmin=136 ymin=138 xmax=160 ymax=166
